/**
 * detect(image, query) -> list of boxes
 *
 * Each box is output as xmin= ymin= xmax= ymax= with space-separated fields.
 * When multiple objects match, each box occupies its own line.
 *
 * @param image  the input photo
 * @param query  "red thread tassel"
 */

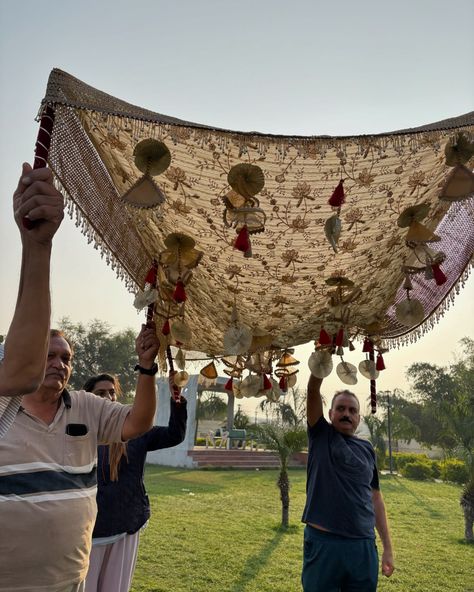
xmin=224 ymin=377 xmax=233 ymax=391
xmin=144 ymin=261 xmax=158 ymax=285
xmin=431 ymin=263 xmax=447 ymax=286
xmin=162 ymin=319 xmax=170 ymax=336
xmin=263 ymin=374 xmax=272 ymax=390
xmin=173 ymin=280 xmax=187 ymax=303
xmin=234 ymin=225 xmax=251 ymax=253
xmin=335 ymin=327 xmax=344 ymax=347
xmin=328 ymin=179 xmax=345 ymax=207
xmin=279 ymin=376 xmax=288 ymax=391
xmin=362 ymin=338 xmax=374 ymax=353
xmin=318 ymin=327 xmax=332 ymax=346
xmin=376 ymin=352 xmax=386 ymax=371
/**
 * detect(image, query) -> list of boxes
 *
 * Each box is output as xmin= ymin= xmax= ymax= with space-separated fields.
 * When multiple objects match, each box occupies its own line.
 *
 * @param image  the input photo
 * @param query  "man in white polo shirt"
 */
xmin=0 ymin=324 xmax=160 ymax=592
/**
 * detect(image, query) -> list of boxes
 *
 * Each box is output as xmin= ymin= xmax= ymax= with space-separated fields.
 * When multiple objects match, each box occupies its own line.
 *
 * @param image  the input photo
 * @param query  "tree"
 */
xmin=197 ymin=393 xmax=227 ymax=420
xmin=407 ymin=337 xmax=474 ymax=542
xmin=257 ymin=421 xmax=307 ymax=528
xmin=58 ymin=318 xmax=137 ymax=395
xmin=363 ymin=414 xmax=387 ymax=470
xmin=233 ymin=406 xmax=251 ymax=429
xmin=258 ymin=386 xmax=307 ymax=427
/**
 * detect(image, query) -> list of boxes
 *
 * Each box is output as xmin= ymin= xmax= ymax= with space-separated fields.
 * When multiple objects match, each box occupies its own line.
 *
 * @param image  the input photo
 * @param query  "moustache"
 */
xmin=340 ymin=417 xmax=352 ymax=424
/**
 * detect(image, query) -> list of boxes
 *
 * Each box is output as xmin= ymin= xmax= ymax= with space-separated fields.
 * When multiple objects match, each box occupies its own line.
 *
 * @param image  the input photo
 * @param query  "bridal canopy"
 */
xmin=38 ymin=69 xmax=474 ymax=369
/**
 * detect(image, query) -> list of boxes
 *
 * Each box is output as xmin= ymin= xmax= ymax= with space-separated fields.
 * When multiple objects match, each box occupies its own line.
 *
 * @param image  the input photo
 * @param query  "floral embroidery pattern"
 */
xmin=45 ymin=83 xmax=473 ymax=356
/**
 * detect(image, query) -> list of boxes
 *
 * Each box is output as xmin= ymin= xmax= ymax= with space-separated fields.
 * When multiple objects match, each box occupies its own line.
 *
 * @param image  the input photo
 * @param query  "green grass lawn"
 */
xmin=131 ymin=467 xmax=474 ymax=592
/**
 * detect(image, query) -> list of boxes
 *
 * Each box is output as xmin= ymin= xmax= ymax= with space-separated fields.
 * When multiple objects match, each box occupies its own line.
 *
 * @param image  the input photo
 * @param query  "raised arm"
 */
xmin=372 ymin=489 xmax=395 ymax=578
xmin=0 ymin=164 xmax=64 ymax=396
xmin=143 ymin=397 xmax=187 ymax=451
xmin=307 ymin=374 xmax=324 ymax=427
xmin=121 ymin=324 xmax=159 ymax=441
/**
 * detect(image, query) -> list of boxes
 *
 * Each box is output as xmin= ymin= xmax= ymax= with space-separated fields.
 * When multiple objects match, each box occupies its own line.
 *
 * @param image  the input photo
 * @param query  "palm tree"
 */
xmin=256 ymin=422 xmax=307 ymax=528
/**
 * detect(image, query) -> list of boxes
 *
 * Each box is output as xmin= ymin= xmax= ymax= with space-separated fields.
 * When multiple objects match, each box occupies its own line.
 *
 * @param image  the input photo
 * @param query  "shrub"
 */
xmin=441 ymin=459 xmax=468 ymax=484
xmin=195 ymin=437 xmax=206 ymax=446
xmin=401 ymin=461 xmax=433 ymax=481
xmin=392 ymin=452 xmax=430 ymax=471
xmin=431 ymin=460 xmax=442 ymax=479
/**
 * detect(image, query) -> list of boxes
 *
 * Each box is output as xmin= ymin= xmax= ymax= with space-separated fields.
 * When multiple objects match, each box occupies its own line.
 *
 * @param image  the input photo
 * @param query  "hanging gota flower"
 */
xmin=227 ymin=163 xmax=265 ymax=199
xmin=233 ymin=380 xmax=244 ymax=399
xmin=249 ymin=327 xmax=274 ymax=352
xmin=160 ymin=233 xmax=203 ymax=305
xmin=324 ymin=179 xmax=345 ymax=253
xmin=358 ymin=359 xmax=379 ymax=381
xmin=224 ymin=163 xmax=266 ymax=258
xmin=121 ymin=139 xmax=171 ymax=208
xmin=324 ymin=214 xmax=342 ymax=253
xmin=444 ymin=133 xmax=474 ymax=167
xmin=246 ymin=350 xmax=273 ymax=374
xmin=276 ymin=350 xmax=300 ymax=368
xmin=200 ymin=361 xmax=218 ymax=380
xmin=161 ymin=233 xmax=203 ymax=270
xmin=223 ymin=304 xmax=252 ymax=355
xmin=170 ymin=318 xmax=192 ymax=344
xmin=266 ymin=379 xmax=283 ymax=403
xmin=240 ymin=374 xmax=262 ymax=398
xmin=397 ymin=203 xmax=440 ymax=244
xmin=441 ymin=133 xmax=474 ymax=200
xmin=439 ymin=164 xmax=474 ymax=202
xmin=175 ymin=348 xmax=186 ymax=370
xmin=308 ymin=349 xmax=333 ymax=379
xmin=395 ymin=297 xmax=425 ymax=327
xmin=133 ymin=287 xmax=158 ymax=311
xmin=336 ymin=361 xmax=358 ymax=385
xmin=173 ymin=371 xmax=189 ymax=388
xmin=275 ymin=367 xmax=299 ymax=391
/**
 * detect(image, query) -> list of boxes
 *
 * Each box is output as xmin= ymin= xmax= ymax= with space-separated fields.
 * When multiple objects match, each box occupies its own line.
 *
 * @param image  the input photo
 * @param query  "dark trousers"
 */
xmin=302 ymin=525 xmax=378 ymax=592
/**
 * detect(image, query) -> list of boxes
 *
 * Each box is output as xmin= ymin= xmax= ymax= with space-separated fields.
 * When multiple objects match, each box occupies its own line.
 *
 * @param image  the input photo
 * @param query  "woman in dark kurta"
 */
xmin=83 ymin=373 xmax=187 ymax=592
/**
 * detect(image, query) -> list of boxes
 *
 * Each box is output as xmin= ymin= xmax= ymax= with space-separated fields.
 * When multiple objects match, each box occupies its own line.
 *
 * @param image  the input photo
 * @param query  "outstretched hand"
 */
xmin=135 ymin=323 xmax=159 ymax=366
xmin=14 ymin=163 xmax=64 ymax=244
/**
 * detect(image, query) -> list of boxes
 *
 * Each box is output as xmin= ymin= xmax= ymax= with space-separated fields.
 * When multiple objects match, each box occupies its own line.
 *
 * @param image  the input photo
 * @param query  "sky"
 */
xmin=0 ymin=0 xmax=473 ymax=416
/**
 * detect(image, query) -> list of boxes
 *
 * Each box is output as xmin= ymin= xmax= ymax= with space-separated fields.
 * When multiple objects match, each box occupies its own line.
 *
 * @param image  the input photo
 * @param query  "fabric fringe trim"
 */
xmin=385 ymin=260 xmax=473 ymax=349
xmin=42 ymin=105 xmax=474 ymax=163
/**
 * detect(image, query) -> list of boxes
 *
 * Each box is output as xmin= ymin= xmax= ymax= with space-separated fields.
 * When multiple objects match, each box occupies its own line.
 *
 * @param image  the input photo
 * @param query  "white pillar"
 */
xmin=147 ymin=374 xmax=199 ymax=468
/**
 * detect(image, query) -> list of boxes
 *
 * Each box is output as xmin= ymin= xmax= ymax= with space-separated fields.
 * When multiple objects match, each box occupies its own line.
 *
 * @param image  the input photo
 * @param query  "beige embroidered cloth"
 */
xmin=42 ymin=69 xmax=474 ymax=356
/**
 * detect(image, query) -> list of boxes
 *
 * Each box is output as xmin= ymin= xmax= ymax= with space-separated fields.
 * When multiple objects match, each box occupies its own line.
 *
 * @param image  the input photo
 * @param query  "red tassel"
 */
xmin=376 ymin=352 xmax=386 ymax=371
xmin=328 ymin=180 xmax=345 ymax=207
xmin=162 ymin=319 xmax=170 ymax=336
xmin=279 ymin=376 xmax=288 ymax=391
xmin=262 ymin=374 xmax=272 ymax=390
xmin=234 ymin=225 xmax=251 ymax=253
xmin=431 ymin=263 xmax=447 ymax=286
xmin=335 ymin=327 xmax=344 ymax=347
xmin=362 ymin=338 xmax=374 ymax=353
xmin=144 ymin=261 xmax=158 ymax=285
xmin=173 ymin=280 xmax=187 ymax=303
xmin=318 ymin=327 xmax=332 ymax=346
xmin=224 ymin=377 xmax=233 ymax=391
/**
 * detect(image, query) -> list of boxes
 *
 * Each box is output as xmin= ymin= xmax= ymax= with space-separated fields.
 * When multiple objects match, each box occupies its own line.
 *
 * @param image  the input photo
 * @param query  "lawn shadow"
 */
xmin=383 ymin=476 xmax=443 ymax=519
xmin=227 ymin=528 xmax=288 ymax=592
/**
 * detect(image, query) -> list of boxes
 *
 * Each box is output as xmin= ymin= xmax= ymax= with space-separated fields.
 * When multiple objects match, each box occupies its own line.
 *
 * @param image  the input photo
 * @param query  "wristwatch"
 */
xmin=134 ymin=362 xmax=158 ymax=376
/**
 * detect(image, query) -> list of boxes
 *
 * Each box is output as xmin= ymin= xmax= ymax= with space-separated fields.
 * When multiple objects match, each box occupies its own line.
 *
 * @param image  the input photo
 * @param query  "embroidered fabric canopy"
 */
xmin=41 ymin=69 xmax=474 ymax=359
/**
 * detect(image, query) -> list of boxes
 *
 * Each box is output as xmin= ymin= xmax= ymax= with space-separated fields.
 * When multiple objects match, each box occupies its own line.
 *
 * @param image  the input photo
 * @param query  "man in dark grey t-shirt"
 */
xmin=301 ymin=374 xmax=395 ymax=591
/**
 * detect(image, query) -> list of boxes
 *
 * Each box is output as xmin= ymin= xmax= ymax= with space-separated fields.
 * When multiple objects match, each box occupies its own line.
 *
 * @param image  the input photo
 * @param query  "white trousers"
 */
xmin=85 ymin=532 xmax=140 ymax=592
